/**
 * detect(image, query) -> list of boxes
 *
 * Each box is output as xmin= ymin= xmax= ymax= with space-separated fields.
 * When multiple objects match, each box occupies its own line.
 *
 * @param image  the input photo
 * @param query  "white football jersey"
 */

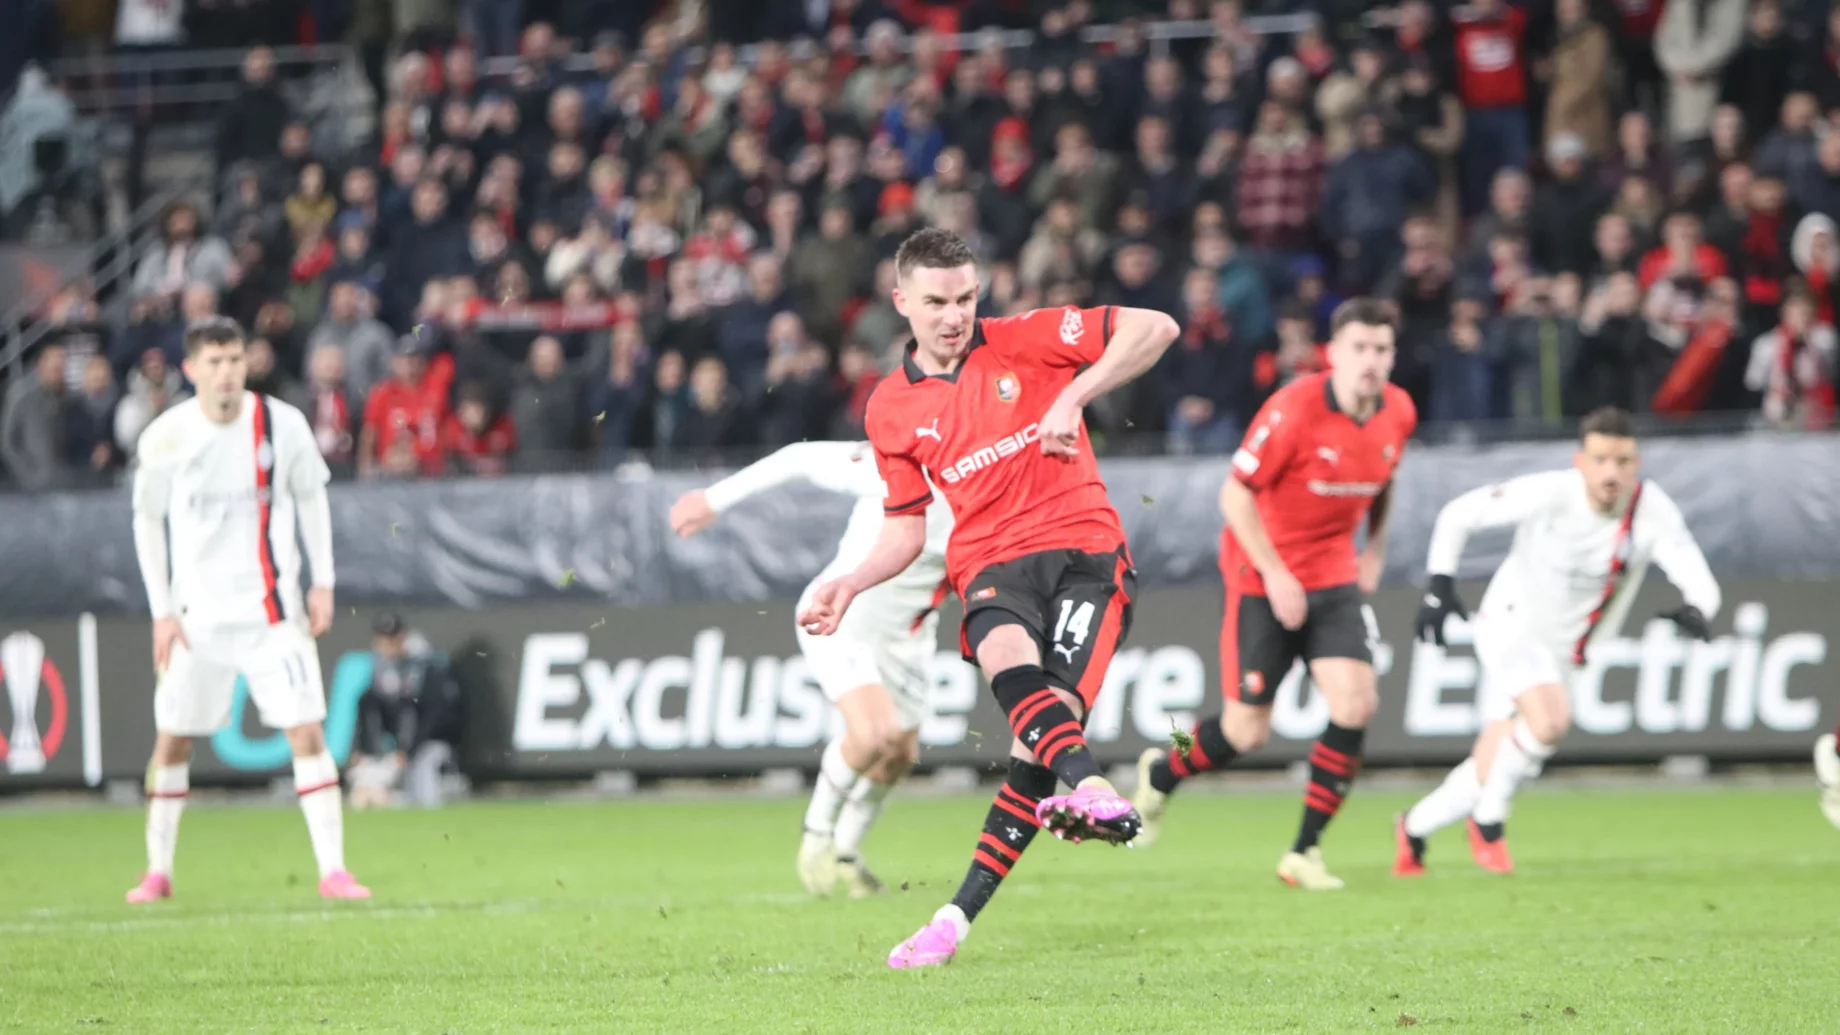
xmin=1427 ymin=468 xmax=1721 ymax=660
xmin=132 ymin=393 xmax=331 ymax=630
xmin=705 ymin=440 xmax=953 ymax=614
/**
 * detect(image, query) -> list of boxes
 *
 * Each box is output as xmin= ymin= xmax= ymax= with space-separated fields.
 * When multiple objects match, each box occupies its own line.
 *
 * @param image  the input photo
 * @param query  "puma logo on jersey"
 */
xmin=1316 ymin=446 xmax=1340 ymax=465
xmin=939 ymin=423 xmax=1040 ymax=484
xmin=915 ymin=418 xmax=942 ymax=442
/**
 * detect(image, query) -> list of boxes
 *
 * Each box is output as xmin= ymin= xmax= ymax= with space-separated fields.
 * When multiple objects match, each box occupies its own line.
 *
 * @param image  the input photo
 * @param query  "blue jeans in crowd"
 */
xmin=1167 ymin=409 xmax=1240 ymax=457
xmin=1461 ymin=108 xmax=1529 ymax=217
xmin=470 ymin=0 xmax=524 ymax=58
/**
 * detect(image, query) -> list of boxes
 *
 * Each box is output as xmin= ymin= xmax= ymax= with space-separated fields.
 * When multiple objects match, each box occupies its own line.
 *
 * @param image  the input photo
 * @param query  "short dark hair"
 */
xmin=1579 ymin=406 xmax=1636 ymax=441
xmin=1329 ymin=297 xmax=1396 ymax=336
xmin=895 ymin=227 xmax=976 ymax=281
xmin=183 ymin=316 xmax=246 ymax=356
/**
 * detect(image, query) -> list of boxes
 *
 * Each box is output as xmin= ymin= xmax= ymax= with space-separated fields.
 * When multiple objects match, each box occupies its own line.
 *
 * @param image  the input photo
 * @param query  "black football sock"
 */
xmin=1293 ymin=722 xmax=1365 ymax=854
xmin=1148 ymin=717 xmax=1239 ymax=794
xmin=949 ymin=759 xmax=1057 ymax=922
xmin=990 ymin=665 xmax=1104 ymax=788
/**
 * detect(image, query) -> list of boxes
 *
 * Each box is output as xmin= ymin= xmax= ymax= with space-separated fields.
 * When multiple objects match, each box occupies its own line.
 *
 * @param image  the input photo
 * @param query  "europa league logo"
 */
xmin=0 ymin=632 xmax=67 ymax=775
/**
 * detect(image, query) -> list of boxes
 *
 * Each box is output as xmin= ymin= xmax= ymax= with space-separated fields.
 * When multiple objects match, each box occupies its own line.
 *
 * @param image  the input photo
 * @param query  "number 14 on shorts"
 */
xmin=1052 ymin=599 xmax=1096 ymax=664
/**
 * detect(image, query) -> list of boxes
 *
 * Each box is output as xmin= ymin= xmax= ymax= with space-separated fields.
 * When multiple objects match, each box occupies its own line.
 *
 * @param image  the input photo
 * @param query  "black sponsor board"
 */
xmin=3 ymin=577 xmax=1831 ymax=789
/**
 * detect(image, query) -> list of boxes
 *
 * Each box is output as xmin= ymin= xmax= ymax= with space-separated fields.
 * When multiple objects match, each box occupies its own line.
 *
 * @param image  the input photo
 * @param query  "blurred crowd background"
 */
xmin=1 ymin=0 xmax=1836 ymax=490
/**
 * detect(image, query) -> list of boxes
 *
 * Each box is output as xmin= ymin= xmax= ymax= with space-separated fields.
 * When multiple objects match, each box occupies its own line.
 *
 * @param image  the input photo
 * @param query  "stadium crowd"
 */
xmin=6 ymin=0 xmax=1840 ymax=490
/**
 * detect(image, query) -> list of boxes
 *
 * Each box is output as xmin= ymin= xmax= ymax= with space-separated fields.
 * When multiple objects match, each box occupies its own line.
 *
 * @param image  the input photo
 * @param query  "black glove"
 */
xmin=1661 ymin=604 xmax=1712 ymax=642
xmin=1415 ymin=574 xmax=1468 ymax=646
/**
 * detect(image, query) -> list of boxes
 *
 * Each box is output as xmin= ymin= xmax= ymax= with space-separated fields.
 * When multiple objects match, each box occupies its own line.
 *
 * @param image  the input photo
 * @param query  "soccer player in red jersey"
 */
xmin=798 ymin=228 xmax=1179 ymax=967
xmin=1131 ymin=298 xmax=1417 ymax=890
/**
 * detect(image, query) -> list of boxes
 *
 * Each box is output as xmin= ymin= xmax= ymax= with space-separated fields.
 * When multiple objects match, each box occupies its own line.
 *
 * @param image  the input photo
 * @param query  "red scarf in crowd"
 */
xmin=1742 ymin=210 xmax=1788 ymax=306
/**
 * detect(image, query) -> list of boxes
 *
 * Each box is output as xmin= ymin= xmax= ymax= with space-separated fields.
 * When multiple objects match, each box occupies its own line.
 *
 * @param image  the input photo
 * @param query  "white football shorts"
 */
xmin=795 ymin=580 xmax=938 ymax=732
xmin=1472 ymin=616 xmax=1575 ymax=724
xmin=154 ymin=620 xmax=327 ymax=736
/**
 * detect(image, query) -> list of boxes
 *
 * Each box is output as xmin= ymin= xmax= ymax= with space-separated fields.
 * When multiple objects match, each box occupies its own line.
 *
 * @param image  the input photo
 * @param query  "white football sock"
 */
xmin=293 ymin=752 xmax=346 ymax=878
xmin=1404 ymin=757 xmax=1481 ymax=839
xmin=145 ymin=764 xmax=189 ymax=876
xmin=1471 ymin=720 xmax=1555 ymax=827
xmin=833 ymin=778 xmax=895 ymax=858
xmin=934 ymin=903 xmax=971 ymax=940
xmin=802 ymin=738 xmax=861 ymax=838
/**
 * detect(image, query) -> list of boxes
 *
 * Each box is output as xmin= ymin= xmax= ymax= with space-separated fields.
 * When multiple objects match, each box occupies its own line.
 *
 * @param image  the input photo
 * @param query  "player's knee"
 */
xmin=972 ymin=621 xmax=1039 ymax=675
xmin=152 ymin=735 xmax=193 ymax=766
xmin=882 ymin=734 xmax=920 ymax=776
xmin=1526 ymin=703 xmax=1571 ymax=745
xmin=1333 ymin=685 xmax=1379 ymax=727
xmin=285 ymin=723 xmax=327 ymax=757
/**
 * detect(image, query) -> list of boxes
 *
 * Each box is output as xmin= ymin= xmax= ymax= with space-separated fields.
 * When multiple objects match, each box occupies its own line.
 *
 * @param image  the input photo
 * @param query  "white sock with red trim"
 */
xmin=145 ymin=764 xmax=188 ymax=876
xmin=293 ymin=752 xmax=346 ymax=878
xmin=1471 ymin=720 xmax=1555 ymax=827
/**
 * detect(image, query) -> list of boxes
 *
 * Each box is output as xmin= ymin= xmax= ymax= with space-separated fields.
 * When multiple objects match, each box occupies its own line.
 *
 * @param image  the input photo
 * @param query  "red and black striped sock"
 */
xmin=949 ymin=759 xmax=1057 ymax=922
xmin=990 ymin=665 xmax=1103 ymax=788
xmin=1293 ymin=722 xmax=1365 ymax=853
xmin=1148 ymin=716 xmax=1239 ymax=793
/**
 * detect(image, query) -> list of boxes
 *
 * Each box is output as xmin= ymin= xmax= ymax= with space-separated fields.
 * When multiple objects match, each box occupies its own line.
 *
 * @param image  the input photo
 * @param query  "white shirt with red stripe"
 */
xmin=1426 ymin=468 xmax=1721 ymax=662
xmin=704 ymin=440 xmax=952 ymax=634
xmin=132 ymin=392 xmax=333 ymax=631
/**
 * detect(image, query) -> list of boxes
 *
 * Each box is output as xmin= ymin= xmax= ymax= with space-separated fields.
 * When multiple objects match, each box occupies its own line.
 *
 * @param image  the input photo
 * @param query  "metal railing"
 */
xmin=47 ymin=44 xmax=356 ymax=119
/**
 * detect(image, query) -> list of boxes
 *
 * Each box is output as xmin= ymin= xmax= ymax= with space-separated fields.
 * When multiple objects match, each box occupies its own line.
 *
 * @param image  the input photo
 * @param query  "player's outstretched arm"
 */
xmin=1220 ymin=476 xmax=1309 ymax=630
xmin=797 ymin=513 xmax=927 ymax=636
xmin=1648 ymin=489 xmax=1722 ymax=638
xmin=1040 ymin=307 xmax=1180 ymax=457
xmin=1425 ymin=471 xmax=1569 ymax=577
xmin=671 ymin=441 xmax=873 ymax=537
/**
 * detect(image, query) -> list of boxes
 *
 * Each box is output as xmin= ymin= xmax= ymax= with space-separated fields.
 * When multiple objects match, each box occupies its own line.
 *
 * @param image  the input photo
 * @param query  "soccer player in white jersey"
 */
xmin=1395 ymin=407 xmax=1721 ymax=875
xmin=124 ymin=317 xmax=370 ymax=903
xmin=669 ymin=440 xmax=952 ymax=898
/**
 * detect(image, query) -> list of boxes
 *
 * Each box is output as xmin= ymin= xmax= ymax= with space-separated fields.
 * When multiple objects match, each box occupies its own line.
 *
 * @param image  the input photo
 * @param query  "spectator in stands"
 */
xmin=349 ymin=613 xmax=465 ymax=809
xmin=508 ymin=335 xmax=580 ymax=466
xmin=132 ymin=201 xmax=236 ymax=303
xmin=285 ymin=162 xmax=338 ymax=241
xmin=673 ymin=355 xmax=748 ymax=457
xmin=587 ymin=322 xmax=646 ymax=465
xmin=1430 ymin=292 xmax=1498 ymax=425
xmin=2 ymin=343 xmax=69 ymax=489
xmin=359 ymin=335 xmax=449 ymax=479
xmin=1530 ymin=135 xmax=1611 ymax=277
xmin=443 ymin=381 xmax=517 ymax=476
xmin=1756 ymin=92 xmax=1820 ymax=204
xmin=301 ymin=344 xmax=355 ymax=466
xmin=113 ymin=347 xmax=186 ymax=463
xmin=383 ymin=178 xmax=468 ymax=330
xmin=1544 ymin=0 xmax=1615 ymax=161
xmin=1640 ymin=211 xmax=1729 ymax=288
xmin=1657 ymin=0 xmax=1747 ymax=146
xmin=1165 ymin=265 xmax=1244 ymax=456
xmin=717 ymin=253 xmax=793 ymax=400
xmin=215 ymin=47 xmax=292 ymax=174
xmin=308 ymin=279 xmax=395 ymax=402
xmin=1451 ymin=0 xmax=1531 ymax=216
xmin=39 ymin=283 xmax=109 ymax=391
xmin=244 ymin=336 xmax=302 ymax=408
xmin=1237 ymin=99 xmax=1325 ymax=270
xmin=789 ymin=200 xmax=869 ymax=345
xmin=755 ymin=313 xmax=832 ymax=445
xmin=1495 ymin=274 xmax=1586 ymax=423
xmin=1747 ymin=287 xmax=1839 ymax=429
xmin=1322 ymin=107 xmax=1434 ymax=293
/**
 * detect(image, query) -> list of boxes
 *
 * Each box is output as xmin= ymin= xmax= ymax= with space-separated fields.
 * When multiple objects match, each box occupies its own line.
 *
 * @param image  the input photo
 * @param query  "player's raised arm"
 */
xmin=1646 ymin=487 xmax=1722 ymax=640
xmin=1417 ymin=470 xmax=1569 ymax=644
xmin=672 ymin=441 xmax=874 ymax=537
xmin=1039 ymin=306 xmax=1180 ymax=458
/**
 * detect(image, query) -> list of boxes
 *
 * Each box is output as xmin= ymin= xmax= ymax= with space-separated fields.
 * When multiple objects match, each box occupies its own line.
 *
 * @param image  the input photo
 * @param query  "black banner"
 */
xmin=3 ymin=577 xmax=1832 ymax=789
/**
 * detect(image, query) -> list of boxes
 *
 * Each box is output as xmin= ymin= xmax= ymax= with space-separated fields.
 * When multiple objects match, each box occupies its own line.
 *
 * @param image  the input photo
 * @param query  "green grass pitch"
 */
xmin=2 ymin=786 xmax=1836 ymax=1033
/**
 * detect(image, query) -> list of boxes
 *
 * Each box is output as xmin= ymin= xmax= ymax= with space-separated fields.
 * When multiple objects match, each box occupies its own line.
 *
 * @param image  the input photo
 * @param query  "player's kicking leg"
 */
xmin=833 ymin=728 xmax=918 ymax=897
xmin=1815 ymin=718 xmax=1840 ymax=829
xmin=888 ymin=552 xmax=1136 ymax=968
xmin=1397 ymin=679 xmax=1568 ymax=875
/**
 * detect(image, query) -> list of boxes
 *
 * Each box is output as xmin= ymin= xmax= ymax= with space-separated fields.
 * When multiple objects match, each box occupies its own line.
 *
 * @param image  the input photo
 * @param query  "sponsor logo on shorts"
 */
xmin=971 ymin=587 xmax=998 ymax=601
xmin=1241 ymin=671 xmax=1265 ymax=697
